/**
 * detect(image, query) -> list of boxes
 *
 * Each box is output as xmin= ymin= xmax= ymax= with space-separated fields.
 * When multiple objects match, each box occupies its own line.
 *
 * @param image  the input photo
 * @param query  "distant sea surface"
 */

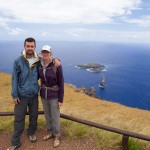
xmin=0 ymin=41 xmax=150 ymax=110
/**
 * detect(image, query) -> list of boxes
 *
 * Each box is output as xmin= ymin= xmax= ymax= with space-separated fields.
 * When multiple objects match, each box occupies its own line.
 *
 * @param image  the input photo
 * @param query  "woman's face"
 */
xmin=41 ymin=50 xmax=51 ymax=60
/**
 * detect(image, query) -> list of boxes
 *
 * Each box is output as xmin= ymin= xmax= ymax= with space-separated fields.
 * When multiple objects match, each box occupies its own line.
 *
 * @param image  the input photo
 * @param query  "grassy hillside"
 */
xmin=0 ymin=72 xmax=150 ymax=149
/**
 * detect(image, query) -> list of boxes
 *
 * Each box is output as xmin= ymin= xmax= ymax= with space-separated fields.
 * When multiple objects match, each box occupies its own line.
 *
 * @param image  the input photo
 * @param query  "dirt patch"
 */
xmin=0 ymin=129 xmax=101 ymax=150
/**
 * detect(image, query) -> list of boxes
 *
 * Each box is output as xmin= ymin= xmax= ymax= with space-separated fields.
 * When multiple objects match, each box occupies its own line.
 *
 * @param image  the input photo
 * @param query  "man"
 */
xmin=7 ymin=37 xmax=59 ymax=150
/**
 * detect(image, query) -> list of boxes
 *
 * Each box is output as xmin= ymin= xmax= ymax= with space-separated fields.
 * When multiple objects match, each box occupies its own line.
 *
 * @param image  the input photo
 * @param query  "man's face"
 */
xmin=24 ymin=41 xmax=35 ymax=55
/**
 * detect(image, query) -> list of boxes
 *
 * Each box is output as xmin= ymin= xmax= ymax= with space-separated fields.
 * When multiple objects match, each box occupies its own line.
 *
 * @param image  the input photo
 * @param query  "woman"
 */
xmin=38 ymin=45 xmax=64 ymax=148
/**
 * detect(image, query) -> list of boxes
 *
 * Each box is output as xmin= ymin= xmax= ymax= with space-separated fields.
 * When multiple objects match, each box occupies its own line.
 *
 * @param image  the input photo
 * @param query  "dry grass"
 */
xmin=62 ymin=83 xmax=150 ymax=135
xmin=0 ymin=72 xmax=150 ymax=149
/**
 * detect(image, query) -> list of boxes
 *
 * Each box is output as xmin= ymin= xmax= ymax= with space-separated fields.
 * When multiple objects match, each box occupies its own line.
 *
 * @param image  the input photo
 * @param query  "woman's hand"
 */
xmin=58 ymin=102 xmax=62 ymax=109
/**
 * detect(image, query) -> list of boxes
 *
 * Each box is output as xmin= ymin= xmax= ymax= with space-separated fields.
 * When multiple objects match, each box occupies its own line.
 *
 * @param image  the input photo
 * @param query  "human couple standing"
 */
xmin=7 ymin=37 xmax=64 ymax=150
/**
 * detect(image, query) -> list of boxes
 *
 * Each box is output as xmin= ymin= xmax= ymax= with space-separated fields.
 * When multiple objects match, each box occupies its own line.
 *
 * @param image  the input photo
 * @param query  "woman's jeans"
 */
xmin=41 ymin=98 xmax=60 ymax=138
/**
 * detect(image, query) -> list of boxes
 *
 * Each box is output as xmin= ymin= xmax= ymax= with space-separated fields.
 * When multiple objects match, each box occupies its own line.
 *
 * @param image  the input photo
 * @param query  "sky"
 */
xmin=0 ymin=0 xmax=150 ymax=43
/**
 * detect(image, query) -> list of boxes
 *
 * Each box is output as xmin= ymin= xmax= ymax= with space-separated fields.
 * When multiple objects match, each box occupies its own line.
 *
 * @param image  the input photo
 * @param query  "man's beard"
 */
xmin=26 ymin=50 xmax=34 ymax=56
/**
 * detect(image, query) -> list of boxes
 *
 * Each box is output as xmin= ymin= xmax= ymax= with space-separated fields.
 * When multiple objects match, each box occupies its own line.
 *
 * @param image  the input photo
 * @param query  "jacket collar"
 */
xmin=22 ymin=50 xmax=40 ymax=62
xmin=40 ymin=58 xmax=53 ymax=68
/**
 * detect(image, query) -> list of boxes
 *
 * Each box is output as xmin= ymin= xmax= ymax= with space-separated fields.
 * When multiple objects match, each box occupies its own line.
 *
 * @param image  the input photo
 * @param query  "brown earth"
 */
xmin=0 ymin=129 xmax=102 ymax=150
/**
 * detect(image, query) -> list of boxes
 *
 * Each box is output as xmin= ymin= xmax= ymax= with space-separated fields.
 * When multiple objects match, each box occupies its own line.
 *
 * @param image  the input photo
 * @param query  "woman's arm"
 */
xmin=56 ymin=65 xmax=64 ymax=103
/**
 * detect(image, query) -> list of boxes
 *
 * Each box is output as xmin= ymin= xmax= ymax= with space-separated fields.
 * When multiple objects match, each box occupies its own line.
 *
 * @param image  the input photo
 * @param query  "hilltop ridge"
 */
xmin=0 ymin=72 xmax=150 ymax=149
xmin=0 ymin=72 xmax=150 ymax=134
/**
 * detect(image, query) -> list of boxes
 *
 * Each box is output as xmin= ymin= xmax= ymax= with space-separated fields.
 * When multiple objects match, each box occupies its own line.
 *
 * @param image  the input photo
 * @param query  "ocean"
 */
xmin=0 ymin=41 xmax=150 ymax=110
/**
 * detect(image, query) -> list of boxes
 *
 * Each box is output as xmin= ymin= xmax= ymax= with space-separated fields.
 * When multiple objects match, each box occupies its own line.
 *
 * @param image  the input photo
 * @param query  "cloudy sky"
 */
xmin=0 ymin=0 xmax=150 ymax=43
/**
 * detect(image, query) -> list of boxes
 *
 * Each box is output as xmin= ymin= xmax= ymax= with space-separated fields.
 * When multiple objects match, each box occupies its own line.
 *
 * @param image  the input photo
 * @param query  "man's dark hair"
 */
xmin=24 ymin=37 xmax=36 ymax=47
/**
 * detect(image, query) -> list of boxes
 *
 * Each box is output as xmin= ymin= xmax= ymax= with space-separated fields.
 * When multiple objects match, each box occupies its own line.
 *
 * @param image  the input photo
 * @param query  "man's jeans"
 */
xmin=41 ymin=98 xmax=60 ymax=138
xmin=11 ymin=96 xmax=38 ymax=146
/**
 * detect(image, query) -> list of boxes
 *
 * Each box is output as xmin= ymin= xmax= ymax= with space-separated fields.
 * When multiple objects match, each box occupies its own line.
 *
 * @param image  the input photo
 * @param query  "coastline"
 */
xmin=0 ymin=71 xmax=150 ymax=132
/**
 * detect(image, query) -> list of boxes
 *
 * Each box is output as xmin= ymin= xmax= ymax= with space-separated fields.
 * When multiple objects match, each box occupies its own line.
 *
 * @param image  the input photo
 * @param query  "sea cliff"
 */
xmin=0 ymin=72 xmax=150 ymax=149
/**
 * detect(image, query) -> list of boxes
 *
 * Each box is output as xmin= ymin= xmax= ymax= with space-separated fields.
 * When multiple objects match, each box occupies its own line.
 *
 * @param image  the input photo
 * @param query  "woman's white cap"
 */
xmin=41 ymin=45 xmax=52 ymax=53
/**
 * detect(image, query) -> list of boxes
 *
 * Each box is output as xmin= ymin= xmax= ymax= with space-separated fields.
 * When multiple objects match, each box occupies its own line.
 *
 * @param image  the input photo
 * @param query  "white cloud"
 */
xmin=41 ymin=32 xmax=48 ymax=37
xmin=0 ymin=18 xmax=25 ymax=35
xmin=66 ymin=28 xmax=150 ymax=43
xmin=31 ymin=27 xmax=150 ymax=43
xmin=0 ymin=0 xmax=148 ymax=43
xmin=6 ymin=27 xmax=24 ymax=36
xmin=123 ymin=15 xmax=150 ymax=27
xmin=0 ymin=0 xmax=141 ymax=24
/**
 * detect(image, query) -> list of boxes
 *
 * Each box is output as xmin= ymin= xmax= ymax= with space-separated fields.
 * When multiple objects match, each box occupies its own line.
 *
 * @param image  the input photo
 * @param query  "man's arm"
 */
xmin=11 ymin=59 xmax=20 ymax=104
xmin=53 ymin=58 xmax=60 ymax=67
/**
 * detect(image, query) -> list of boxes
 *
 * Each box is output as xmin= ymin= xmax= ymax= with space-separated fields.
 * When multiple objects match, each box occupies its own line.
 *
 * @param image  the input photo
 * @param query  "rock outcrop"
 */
xmin=75 ymin=86 xmax=97 ymax=98
xmin=76 ymin=63 xmax=105 ymax=72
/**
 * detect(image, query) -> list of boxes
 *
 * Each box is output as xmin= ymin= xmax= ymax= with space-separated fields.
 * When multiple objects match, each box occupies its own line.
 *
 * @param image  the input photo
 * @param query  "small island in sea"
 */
xmin=76 ymin=63 xmax=105 ymax=72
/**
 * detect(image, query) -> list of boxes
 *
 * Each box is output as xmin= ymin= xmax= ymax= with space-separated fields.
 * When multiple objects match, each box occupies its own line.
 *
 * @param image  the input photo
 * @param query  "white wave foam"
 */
xmin=102 ymin=69 xmax=107 ymax=71
xmin=74 ymin=66 xmax=81 ymax=69
xmin=86 ymin=68 xmax=94 ymax=72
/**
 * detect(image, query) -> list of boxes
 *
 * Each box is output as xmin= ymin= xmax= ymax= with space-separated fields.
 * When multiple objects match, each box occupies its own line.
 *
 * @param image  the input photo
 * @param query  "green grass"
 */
xmin=91 ymin=128 xmax=121 ymax=149
xmin=37 ymin=116 xmax=47 ymax=129
xmin=0 ymin=116 xmax=14 ymax=132
xmin=128 ymin=139 xmax=141 ymax=150
xmin=0 ymin=116 xmax=46 ymax=132
xmin=1 ymin=72 xmax=150 ymax=150
xmin=0 ymin=116 xmax=150 ymax=150
xmin=60 ymin=119 xmax=150 ymax=150
xmin=128 ymin=139 xmax=150 ymax=150
xmin=61 ymin=119 xmax=90 ymax=140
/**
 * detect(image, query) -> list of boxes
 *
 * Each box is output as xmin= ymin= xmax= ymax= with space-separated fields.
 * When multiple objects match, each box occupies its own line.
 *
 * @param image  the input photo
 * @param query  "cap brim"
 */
xmin=41 ymin=50 xmax=51 ymax=52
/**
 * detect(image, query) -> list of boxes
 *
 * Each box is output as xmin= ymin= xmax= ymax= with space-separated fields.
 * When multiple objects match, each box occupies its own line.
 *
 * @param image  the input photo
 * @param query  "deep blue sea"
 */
xmin=0 ymin=41 xmax=150 ymax=110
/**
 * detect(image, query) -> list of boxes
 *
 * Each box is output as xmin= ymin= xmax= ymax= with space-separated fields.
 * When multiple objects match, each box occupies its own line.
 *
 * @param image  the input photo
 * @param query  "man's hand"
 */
xmin=53 ymin=59 xmax=60 ymax=67
xmin=13 ymin=98 xmax=20 ymax=105
xmin=58 ymin=102 xmax=62 ymax=109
